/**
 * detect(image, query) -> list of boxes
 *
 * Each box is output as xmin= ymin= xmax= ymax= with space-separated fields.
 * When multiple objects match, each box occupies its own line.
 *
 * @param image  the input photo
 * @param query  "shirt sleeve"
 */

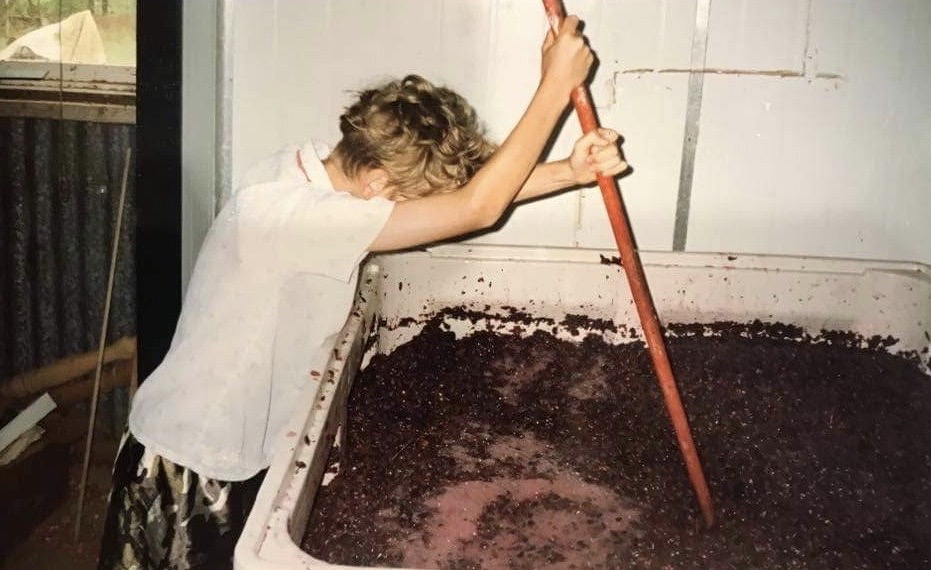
xmin=234 ymin=181 xmax=395 ymax=282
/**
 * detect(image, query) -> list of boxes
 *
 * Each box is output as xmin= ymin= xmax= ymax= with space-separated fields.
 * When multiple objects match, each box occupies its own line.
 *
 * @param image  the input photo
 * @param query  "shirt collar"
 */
xmin=297 ymin=140 xmax=335 ymax=190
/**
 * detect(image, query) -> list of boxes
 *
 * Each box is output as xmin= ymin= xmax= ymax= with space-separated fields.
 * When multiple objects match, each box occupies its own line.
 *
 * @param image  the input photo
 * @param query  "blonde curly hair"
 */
xmin=331 ymin=75 xmax=497 ymax=199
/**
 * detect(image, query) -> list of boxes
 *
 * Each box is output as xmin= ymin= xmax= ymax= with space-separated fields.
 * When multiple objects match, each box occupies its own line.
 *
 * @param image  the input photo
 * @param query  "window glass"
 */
xmin=1 ymin=0 xmax=135 ymax=67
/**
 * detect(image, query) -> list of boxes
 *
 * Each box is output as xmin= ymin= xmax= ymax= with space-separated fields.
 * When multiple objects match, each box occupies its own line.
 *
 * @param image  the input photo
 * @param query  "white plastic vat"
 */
xmin=235 ymin=245 xmax=931 ymax=569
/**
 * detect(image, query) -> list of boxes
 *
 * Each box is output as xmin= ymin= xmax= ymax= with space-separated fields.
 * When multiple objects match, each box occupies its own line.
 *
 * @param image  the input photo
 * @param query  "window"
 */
xmin=0 ymin=0 xmax=135 ymax=123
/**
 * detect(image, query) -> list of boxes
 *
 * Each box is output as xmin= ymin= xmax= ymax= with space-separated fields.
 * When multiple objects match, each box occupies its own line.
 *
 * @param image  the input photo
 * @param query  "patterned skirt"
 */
xmin=97 ymin=433 xmax=266 ymax=570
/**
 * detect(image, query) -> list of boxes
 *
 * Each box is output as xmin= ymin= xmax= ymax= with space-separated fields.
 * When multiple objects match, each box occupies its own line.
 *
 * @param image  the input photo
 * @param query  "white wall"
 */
xmin=181 ymin=0 xmax=218 ymax=291
xmin=223 ymin=0 xmax=931 ymax=265
xmin=689 ymin=0 xmax=931 ymax=264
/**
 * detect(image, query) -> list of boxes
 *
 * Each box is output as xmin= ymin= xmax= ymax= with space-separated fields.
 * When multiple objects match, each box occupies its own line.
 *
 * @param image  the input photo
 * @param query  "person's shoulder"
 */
xmin=238 ymin=143 xmax=310 ymax=189
xmin=233 ymin=180 xmax=355 ymax=225
xmin=234 ymin=178 xmax=311 ymax=205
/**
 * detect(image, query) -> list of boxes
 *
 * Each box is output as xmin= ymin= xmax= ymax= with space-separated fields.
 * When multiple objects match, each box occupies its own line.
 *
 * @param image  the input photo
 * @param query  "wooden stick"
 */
xmin=74 ymin=147 xmax=133 ymax=541
xmin=541 ymin=0 xmax=714 ymax=527
xmin=49 ymin=359 xmax=134 ymax=409
xmin=0 ymin=336 xmax=135 ymax=403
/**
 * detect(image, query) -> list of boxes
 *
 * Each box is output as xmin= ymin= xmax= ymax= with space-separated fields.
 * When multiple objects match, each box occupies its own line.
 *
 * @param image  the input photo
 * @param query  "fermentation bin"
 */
xmin=234 ymin=245 xmax=931 ymax=570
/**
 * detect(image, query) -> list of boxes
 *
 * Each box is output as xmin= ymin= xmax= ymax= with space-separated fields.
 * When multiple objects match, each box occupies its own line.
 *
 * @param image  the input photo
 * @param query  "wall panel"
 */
xmin=225 ymin=0 xmax=931 ymax=264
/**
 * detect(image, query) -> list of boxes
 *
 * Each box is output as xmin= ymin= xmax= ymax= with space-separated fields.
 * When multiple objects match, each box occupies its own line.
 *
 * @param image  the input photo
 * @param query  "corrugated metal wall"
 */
xmin=0 ymin=116 xmax=136 ymax=382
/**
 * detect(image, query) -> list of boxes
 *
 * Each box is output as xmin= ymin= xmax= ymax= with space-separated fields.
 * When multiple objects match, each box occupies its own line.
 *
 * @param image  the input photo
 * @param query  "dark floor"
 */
xmin=1 ymin=420 xmax=119 ymax=570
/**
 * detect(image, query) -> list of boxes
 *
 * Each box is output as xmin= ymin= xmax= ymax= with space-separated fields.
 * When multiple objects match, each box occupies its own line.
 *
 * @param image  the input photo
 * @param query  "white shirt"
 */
xmin=128 ymin=141 xmax=394 ymax=481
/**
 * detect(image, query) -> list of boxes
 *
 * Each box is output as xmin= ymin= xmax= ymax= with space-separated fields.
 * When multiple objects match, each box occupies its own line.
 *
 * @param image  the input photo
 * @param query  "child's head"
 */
xmin=331 ymin=75 xmax=497 ymax=200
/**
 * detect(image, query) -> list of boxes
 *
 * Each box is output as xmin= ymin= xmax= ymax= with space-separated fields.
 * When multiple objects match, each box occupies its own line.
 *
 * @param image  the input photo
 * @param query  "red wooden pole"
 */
xmin=542 ymin=0 xmax=714 ymax=527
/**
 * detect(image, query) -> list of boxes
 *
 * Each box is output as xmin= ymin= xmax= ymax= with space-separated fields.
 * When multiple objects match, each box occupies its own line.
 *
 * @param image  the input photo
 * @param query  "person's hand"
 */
xmin=568 ymin=128 xmax=628 ymax=185
xmin=540 ymin=15 xmax=594 ymax=98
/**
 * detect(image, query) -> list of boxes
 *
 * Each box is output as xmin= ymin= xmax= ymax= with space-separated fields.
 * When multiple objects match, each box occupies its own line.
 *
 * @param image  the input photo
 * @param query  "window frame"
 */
xmin=0 ymin=61 xmax=135 ymax=123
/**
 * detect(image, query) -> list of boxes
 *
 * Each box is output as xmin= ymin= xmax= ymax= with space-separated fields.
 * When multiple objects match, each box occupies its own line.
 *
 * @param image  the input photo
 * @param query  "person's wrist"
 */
xmin=536 ymin=76 xmax=571 ymax=108
xmin=554 ymin=159 xmax=581 ymax=186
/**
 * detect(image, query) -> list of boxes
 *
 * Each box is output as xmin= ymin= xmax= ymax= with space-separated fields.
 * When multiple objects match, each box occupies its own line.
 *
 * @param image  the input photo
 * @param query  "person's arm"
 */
xmin=515 ymin=128 xmax=628 ymax=203
xmin=370 ymin=16 xmax=592 ymax=253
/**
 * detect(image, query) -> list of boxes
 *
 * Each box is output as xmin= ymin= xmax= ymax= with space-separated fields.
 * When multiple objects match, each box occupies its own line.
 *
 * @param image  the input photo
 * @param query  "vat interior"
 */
xmin=301 ymin=307 xmax=931 ymax=568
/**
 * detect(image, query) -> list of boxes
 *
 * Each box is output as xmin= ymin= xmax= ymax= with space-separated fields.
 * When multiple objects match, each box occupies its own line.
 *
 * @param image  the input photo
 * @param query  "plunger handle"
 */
xmin=542 ymin=0 xmax=715 ymax=527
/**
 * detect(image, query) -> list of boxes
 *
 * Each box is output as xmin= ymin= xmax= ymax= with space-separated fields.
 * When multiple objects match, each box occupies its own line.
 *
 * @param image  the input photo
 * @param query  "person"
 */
xmin=98 ymin=15 xmax=628 ymax=569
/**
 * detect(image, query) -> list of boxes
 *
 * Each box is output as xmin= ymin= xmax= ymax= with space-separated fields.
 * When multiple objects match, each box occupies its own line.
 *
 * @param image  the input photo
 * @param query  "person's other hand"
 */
xmin=568 ymin=128 xmax=628 ymax=185
xmin=540 ymin=15 xmax=594 ymax=97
